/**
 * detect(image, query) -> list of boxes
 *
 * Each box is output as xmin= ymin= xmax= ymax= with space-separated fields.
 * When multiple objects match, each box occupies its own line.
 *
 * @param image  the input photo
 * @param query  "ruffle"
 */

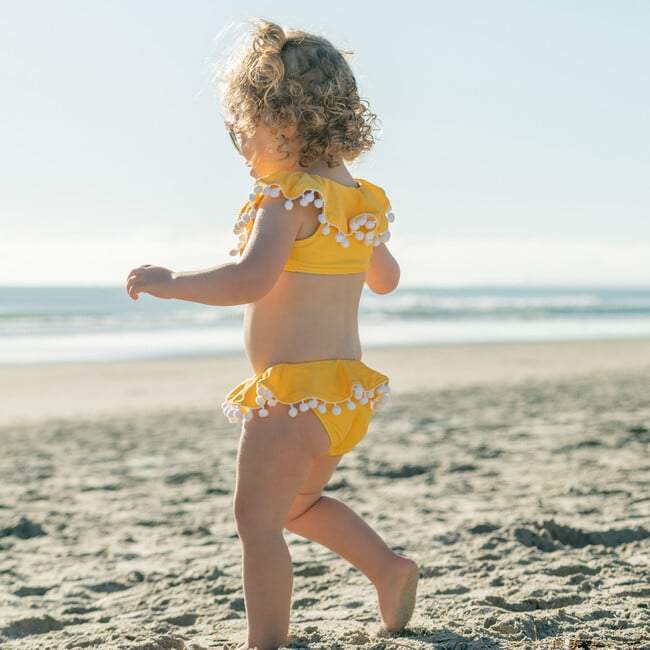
xmin=222 ymin=359 xmax=390 ymax=423
xmin=229 ymin=171 xmax=395 ymax=257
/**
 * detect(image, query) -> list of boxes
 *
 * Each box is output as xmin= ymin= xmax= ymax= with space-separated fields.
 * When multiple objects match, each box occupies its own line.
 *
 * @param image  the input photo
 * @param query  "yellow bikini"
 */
xmin=222 ymin=171 xmax=395 ymax=455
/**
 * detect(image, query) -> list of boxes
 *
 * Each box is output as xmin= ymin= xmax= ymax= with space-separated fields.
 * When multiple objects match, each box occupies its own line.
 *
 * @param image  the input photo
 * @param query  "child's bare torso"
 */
xmin=244 ymin=270 xmax=365 ymax=373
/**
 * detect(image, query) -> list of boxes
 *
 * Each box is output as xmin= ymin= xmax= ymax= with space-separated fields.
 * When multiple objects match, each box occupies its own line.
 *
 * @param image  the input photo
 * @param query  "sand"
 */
xmin=1 ymin=340 xmax=649 ymax=649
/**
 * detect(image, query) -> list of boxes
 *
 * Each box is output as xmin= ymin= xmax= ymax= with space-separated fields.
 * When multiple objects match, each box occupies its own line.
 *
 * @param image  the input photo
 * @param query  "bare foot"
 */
xmin=375 ymin=556 xmax=419 ymax=633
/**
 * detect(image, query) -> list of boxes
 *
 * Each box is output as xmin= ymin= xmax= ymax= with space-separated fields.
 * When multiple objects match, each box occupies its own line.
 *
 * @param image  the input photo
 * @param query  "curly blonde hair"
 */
xmin=219 ymin=20 xmax=378 ymax=168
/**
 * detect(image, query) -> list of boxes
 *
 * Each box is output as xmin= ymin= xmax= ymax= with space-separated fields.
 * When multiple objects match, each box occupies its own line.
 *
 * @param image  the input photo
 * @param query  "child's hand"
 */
xmin=126 ymin=265 xmax=175 ymax=301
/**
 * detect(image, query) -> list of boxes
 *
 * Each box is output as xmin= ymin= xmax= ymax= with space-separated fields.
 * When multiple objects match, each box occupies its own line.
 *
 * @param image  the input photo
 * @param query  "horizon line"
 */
xmin=1 ymin=283 xmax=649 ymax=291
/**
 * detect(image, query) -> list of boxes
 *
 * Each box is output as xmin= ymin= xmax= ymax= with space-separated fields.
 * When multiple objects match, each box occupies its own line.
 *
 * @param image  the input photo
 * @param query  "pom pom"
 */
xmin=322 ymin=225 xmax=331 ymax=235
xmin=300 ymin=192 xmax=314 ymax=206
xmin=299 ymin=401 xmax=310 ymax=412
xmin=263 ymin=186 xmax=271 ymax=196
xmin=346 ymin=400 xmax=356 ymax=410
xmin=256 ymin=385 xmax=266 ymax=395
xmin=258 ymin=408 xmax=269 ymax=417
xmin=255 ymin=395 xmax=266 ymax=407
xmin=317 ymin=403 xmax=327 ymax=413
xmin=314 ymin=198 xmax=324 ymax=208
xmin=341 ymin=238 xmax=350 ymax=248
xmin=357 ymin=214 xmax=368 ymax=226
xmin=374 ymin=395 xmax=389 ymax=409
xmin=366 ymin=219 xmax=377 ymax=229
xmin=387 ymin=211 xmax=395 ymax=222
xmin=335 ymin=232 xmax=345 ymax=243
xmin=249 ymin=193 xmax=257 ymax=202
xmin=244 ymin=411 xmax=253 ymax=422
xmin=242 ymin=214 xmax=251 ymax=224
xmin=350 ymin=219 xmax=359 ymax=231
xmin=318 ymin=213 xmax=327 ymax=224
xmin=288 ymin=405 xmax=298 ymax=417
xmin=308 ymin=398 xmax=318 ymax=409
xmin=270 ymin=187 xmax=280 ymax=198
xmin=355 ymin=231 xmax=365 ymax=241
xmin=359 ymin=395 xmax=369 ymax=405
xmin=331 ymin=404 xmax=342 ymax=416
xmin=253 ymin=184 xmax=263 ymax=193
xmin=250 ymin=209 xmax=257 ymax=218
xmin=267 ymin=398 xmax=278 ymax=407
xmin=284 ymin=199 xmax=294 ymax=211
xmin=264 ymin=389 xmax=274 ymax=400
xmin=229 ymin=249 xmax=239 ymax=257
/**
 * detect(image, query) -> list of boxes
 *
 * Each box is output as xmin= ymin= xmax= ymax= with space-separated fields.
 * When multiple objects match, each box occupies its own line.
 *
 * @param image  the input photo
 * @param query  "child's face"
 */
xmin=238 ymin=124 xmax=298 ymax=178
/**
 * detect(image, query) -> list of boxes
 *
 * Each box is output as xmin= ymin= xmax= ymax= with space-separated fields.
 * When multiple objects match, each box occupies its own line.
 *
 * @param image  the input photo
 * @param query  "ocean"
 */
xmin=1 ymin=286 xmax=650 ymax=365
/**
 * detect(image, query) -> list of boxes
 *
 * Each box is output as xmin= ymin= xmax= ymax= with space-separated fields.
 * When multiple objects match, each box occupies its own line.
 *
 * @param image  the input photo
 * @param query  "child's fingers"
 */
xmin=126 ymin=268 xmax=146 ymax=300
xmin=126 ymin=279 xmax=140 ymax=301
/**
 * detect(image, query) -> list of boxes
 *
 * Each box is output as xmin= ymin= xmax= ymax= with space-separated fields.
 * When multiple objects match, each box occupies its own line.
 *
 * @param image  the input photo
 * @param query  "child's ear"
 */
xmin=277 ymin=108 xmax=297 ymax=137
xmin=284 ymin=123 xmax=297 ymax=139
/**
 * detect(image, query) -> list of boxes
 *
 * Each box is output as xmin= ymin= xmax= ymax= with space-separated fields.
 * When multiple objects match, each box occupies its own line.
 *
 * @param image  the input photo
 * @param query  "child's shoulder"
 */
xmin=245 ymin=171 xmax=395 ymax=249
xmin=252 ymin=170 xmax=392 ymax=213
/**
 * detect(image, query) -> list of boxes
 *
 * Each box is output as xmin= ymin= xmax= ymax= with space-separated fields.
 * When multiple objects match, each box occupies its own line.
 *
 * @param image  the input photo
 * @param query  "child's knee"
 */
xmin=233 ymin=490 xmax=281 ymax=540
xmin=233 ymin=493 xmax=255 ymax=539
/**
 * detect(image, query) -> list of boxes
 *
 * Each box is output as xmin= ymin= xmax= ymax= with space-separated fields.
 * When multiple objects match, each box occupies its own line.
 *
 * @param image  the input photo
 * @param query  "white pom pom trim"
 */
xmin=231 ymin=182 xmax=395 ymax=257
xmin=221 ymin=379 xmax=390 ymax=424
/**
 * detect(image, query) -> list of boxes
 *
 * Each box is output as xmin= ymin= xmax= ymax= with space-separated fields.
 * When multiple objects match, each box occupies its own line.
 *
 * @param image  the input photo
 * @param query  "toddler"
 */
xmin=127 ymin=19 xmax=418 ymax=650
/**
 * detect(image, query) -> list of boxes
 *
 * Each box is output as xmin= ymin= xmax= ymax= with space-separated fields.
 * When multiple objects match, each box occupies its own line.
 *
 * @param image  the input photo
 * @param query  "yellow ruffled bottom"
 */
xmin=222 ymin=359 xmax=390 ymax=455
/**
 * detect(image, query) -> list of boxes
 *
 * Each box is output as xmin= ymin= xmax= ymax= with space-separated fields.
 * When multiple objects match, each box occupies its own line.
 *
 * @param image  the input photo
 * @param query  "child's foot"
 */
xmin=234 ymin=640 xmax=285 ymax=649
xmin=376 ymin=556 xmax=419 ymax=633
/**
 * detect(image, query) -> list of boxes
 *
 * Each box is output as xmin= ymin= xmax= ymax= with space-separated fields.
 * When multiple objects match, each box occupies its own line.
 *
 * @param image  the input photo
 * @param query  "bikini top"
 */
xmin=230 ymin=170 xmax=395 ymax=274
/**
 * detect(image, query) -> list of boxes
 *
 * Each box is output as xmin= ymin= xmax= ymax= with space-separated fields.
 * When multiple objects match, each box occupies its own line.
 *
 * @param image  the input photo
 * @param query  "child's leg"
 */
xmin=233 ymin=405 xmax=331 ymax=650
xmin=285 ymin=453 xmax=419 ymax=632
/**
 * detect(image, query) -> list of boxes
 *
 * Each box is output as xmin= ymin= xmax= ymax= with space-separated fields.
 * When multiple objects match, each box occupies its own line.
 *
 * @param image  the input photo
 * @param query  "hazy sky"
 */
xmin=1 ymin=1 xmax=649 ymax=286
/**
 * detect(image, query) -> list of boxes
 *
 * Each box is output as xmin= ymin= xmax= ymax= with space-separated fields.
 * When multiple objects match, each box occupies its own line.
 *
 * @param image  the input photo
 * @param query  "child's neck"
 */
xmin=298 ymin=159 xmax=358 ymax=187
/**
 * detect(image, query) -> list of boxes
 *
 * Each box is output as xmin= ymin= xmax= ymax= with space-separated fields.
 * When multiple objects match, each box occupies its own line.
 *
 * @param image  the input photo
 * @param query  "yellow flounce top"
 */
xmin=229 ymin=171 xmax=395 ymax=274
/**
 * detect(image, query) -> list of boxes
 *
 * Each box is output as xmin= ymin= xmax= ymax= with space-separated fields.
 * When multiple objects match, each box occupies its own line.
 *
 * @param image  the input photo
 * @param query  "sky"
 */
xmin=1 ymin=0 xmax=649 ymax=287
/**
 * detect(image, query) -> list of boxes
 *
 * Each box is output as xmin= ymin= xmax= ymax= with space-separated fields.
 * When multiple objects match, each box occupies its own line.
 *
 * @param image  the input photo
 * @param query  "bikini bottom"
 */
xmin=222 ymin=359 xmax=390 ymax=456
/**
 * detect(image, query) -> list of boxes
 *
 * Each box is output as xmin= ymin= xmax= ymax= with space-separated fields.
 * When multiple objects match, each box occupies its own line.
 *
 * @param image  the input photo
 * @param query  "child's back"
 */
xmin=237 ymin=167 xmax=396 ymax=373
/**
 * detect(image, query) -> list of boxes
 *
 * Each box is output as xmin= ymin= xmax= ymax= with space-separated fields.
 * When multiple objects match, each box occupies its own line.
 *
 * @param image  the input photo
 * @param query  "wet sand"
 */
xmin=1 ymin=340 xmax=649 ymax=649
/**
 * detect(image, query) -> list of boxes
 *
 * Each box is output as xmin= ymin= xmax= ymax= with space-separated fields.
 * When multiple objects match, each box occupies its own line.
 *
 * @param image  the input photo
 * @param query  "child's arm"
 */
xmin=365 ymin=243 xmax=400 ymax=294
xmin=126 ymin=198 xmax=301 ymax=306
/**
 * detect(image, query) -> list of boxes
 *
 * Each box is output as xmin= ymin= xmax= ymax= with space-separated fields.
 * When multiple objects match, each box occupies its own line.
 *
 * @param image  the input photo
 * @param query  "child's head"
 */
xmin=220 ymin=20 xmax=377 ymax=168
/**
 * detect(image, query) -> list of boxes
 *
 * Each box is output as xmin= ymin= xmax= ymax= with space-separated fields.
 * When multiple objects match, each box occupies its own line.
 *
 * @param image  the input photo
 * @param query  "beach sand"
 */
xmin=1 ymin=340 xmax=649 ymax=649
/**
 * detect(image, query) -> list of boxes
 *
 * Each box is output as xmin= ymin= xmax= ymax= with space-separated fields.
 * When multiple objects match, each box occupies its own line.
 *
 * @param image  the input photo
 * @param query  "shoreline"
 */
xmin=2 ymin=337 xmax=649 ymax=427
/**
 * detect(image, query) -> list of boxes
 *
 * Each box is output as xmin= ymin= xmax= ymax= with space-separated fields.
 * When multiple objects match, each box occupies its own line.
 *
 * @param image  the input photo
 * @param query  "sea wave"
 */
xmin=1 ymin=286 xmax=649 ymax=364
